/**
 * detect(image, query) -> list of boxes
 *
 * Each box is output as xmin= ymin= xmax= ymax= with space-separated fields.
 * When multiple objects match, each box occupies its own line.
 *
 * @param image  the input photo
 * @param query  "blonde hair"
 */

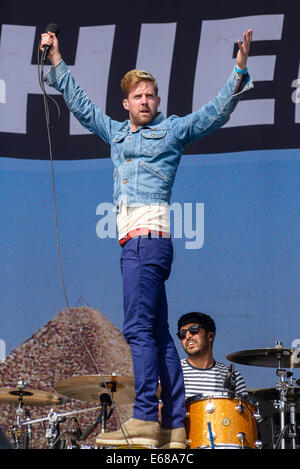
xmin=121 ymin=69 xmax=158 ymax=98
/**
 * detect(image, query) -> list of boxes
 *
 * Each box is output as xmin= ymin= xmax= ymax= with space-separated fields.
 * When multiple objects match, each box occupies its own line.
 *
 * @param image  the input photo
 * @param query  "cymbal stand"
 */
xmin=289 ymin=400 xmax=297 ymax=449
xmin=22 ymin=405 xmax=102 ymax=427
xmin=275 ymin=369 xmax=289 ymax=449
xmin=23 ymin=409 xmax=33 ymax=449
xmin=287 ymin=375 xmax=297 ymax=450
xmin=9 ymin=380 xmax=26 ymax=449
xmin=45 ymin=410 xmax=67 ymax=449
xmin=23 ymin=406 xmax=103 ymax=448
xmin=273 ymin=368 xmax=297 ymax=449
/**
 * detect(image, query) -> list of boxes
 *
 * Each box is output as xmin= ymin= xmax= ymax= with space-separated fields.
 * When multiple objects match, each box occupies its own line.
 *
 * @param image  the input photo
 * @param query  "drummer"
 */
xmin=177 ymin=312 xmax=248 ymax=399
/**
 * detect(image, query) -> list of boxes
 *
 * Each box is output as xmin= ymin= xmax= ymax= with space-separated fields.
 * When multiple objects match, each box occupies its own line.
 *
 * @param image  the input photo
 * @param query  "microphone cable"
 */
xmin=38 ymin=44 xmax=101 ymax=376
xmin=37 ymin=40 xmax=132 ymax=448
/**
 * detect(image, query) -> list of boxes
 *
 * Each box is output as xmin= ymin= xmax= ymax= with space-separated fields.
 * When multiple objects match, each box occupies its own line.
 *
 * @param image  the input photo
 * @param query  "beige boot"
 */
xmin=158 ymin=427 xmax=187 ymax=449
xmin=95 ymin=418 xmax=159 ymax=447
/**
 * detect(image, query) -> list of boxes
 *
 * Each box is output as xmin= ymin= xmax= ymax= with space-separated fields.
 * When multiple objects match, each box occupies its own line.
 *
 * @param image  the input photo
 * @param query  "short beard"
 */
xmin=186 ymin=348 xmax=202 ymax=358
xmin=131 ymin=110 xmax=157 ymax=128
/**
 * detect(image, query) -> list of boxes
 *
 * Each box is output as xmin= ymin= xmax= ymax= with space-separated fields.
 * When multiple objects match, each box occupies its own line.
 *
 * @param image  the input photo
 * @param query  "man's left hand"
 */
xmin=236 ymin=29 xmax=253 ymax=70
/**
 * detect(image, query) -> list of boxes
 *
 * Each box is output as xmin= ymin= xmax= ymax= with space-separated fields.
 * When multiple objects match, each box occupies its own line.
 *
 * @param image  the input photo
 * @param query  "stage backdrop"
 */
xmin=1 ymin=0 xmax=300 ymax=393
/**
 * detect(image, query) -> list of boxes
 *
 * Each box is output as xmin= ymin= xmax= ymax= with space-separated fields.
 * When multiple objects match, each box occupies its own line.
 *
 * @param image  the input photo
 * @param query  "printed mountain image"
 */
xmin=0 ymin=307 xmax=134 ymax=449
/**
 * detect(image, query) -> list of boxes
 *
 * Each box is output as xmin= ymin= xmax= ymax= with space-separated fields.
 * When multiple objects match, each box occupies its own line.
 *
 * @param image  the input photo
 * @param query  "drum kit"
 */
xmin=185 ymin=342 xmax=300 ymax=450
xmin=0 ymin=342 xmax=299 ymax=450
xmin=0 ymin=375 xmax=135 ymax=449
xmin=227 ymin=342 xmax=300 ymax=450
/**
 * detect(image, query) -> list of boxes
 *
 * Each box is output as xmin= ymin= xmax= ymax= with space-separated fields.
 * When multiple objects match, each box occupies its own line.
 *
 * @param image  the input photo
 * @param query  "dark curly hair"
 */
xmin=177 ymin=312 xmax=216 ymax=334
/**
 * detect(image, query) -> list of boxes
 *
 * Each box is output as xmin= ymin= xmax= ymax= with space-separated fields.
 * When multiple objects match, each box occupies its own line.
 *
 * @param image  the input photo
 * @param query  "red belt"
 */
xmin=119 ymin=228 xmax=170 ymax=247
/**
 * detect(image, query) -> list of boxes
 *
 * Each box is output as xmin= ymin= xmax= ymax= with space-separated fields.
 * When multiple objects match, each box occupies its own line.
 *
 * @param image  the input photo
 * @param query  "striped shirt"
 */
xmin=181 ymin=359 xmax=248 ymax=400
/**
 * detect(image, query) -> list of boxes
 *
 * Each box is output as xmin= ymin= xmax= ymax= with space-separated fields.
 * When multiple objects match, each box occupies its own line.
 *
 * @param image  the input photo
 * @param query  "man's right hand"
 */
xmin=40 ymin=31 xmax=62 ymax=66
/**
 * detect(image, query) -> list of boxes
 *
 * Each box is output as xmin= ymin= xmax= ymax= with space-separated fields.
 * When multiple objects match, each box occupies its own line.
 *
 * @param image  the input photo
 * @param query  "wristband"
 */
xmin=235 ymin=66 xmax=248 ymax=75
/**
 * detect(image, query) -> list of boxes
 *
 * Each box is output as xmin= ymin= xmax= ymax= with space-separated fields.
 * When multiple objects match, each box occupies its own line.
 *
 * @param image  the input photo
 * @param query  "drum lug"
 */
xmin=235 ymin=403 xmax=244 ymax=414
xmin=255 ymin=440 xmax=263 ymax=449
xmin=253 ymin=412 xmax=263 ymax=423
xmin=253 ymin=402 xmax=263 ymax=423
xmin=237 ymin=432 xmax=245 ymax=443
xmin=205 ymin=402 xmax=215 ymax=413
xmin=206 ymin=430 xmax=216 ymax=441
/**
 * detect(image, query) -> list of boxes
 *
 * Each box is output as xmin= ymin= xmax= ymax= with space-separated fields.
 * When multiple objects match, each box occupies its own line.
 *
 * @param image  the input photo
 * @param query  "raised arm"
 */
xmin=174 ymin=29 xmax=254 ymax=146
xmin=40 ymin=31 xmax=121 ymax=144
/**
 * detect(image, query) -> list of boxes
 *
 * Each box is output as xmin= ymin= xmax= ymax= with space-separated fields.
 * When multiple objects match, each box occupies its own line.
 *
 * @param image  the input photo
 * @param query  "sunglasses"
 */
xmin=177 ymin=324 xmax=203 ymax=340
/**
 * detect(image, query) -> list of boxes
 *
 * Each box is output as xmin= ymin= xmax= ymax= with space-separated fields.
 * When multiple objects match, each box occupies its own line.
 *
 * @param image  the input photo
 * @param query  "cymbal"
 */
xmin=0 ymin=387 xmax=68 ymax=406
xmin=249 ymin=387 xmax=300 ymax=402
xmin=55 ymin=375 xmax=135 ymax=405
xmin=227 ymin=347 xmax=300 ymax=368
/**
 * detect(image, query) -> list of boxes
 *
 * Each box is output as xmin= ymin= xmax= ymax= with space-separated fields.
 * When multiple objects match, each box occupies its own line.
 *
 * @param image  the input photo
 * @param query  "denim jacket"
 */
xmin=45 ymin=61 xmax=253 ymax=210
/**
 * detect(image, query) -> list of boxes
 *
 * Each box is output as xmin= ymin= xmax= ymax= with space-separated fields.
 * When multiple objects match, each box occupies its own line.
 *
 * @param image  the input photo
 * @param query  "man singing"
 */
xmin=40 ymin=28 xmax=253 ymax=449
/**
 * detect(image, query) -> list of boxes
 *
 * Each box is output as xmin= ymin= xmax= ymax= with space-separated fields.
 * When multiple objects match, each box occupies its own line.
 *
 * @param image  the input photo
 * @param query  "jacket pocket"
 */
xmin=137 ymin=160 xmax=170 ymax=199
xmin=139 ymin=161 xmax=168 ymax=182
xmin=141 ymin=129 xmax=167 ymax=156
xmin=111 ymin=132 xmax=127 ymax=159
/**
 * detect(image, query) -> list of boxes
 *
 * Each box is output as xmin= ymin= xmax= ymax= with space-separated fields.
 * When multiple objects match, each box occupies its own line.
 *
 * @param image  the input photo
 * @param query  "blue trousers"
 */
xmin=120 ymin=236 xmax=185 ymax=428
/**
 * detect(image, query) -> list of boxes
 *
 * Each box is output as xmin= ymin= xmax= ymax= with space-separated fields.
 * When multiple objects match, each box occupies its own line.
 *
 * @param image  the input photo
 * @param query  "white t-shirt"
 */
xmin=117 ymin=202 xmax=170 ymax=240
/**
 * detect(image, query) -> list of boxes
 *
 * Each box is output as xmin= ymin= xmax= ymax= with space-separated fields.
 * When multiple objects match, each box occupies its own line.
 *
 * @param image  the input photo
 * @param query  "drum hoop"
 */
xmin=185 ymin=393 xmax=254 ymax=406
xmin=194 ymin=444 xmax=255 ymax=450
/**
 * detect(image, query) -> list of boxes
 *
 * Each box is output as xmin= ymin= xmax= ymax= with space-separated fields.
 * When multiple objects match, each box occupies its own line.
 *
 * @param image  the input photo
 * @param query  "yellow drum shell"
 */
xmin=185 ymin=395 xmax=258 ymax=449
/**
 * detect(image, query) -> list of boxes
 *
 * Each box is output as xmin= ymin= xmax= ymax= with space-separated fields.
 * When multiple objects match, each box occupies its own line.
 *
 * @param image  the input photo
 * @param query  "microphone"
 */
xmin=43 ymin=23 xmax=60 ymax=59
xmin=224 ymin=364 xmax=236 ymax=397
xmin=80 ymin=394 xmax=113 ymax=441
xmin=100 ymin=393 xmax=112 ymax=433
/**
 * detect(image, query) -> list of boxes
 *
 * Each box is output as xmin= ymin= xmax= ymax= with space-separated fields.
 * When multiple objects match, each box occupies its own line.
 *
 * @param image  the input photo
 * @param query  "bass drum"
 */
xmin=185 ymin=394 xmax=260 ymax=449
